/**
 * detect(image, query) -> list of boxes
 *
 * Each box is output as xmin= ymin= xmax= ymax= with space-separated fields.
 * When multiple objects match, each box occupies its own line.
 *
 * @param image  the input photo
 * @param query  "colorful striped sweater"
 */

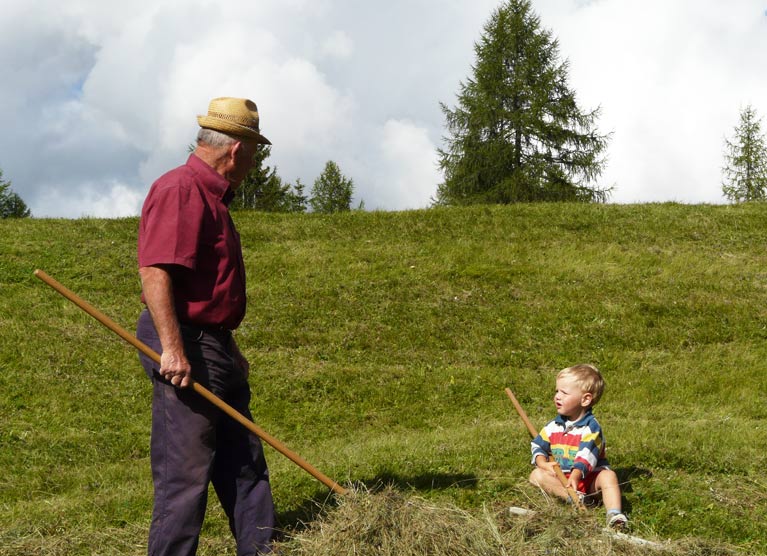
xmin=530 ymin=410 xmax=609 ymax=477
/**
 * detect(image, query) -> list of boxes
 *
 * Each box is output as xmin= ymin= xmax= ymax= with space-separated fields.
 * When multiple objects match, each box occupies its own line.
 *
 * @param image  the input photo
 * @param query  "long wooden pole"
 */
xmin=34 ymin=269 xmax=348 ymax=495
xmin=505 ymin=387 xmax=585 ymax=510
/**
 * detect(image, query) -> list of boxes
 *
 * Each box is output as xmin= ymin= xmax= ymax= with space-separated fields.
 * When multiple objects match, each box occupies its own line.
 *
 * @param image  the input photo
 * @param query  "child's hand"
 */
xmin=537 ymin=459 xmax=562 ymax=477
xmin=567 ymin=469 xmax=583 ymax=492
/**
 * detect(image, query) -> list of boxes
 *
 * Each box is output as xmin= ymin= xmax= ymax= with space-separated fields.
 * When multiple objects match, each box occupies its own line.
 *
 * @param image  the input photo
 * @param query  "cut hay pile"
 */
xmin=276 ymin=486 xmax=740 ymax=556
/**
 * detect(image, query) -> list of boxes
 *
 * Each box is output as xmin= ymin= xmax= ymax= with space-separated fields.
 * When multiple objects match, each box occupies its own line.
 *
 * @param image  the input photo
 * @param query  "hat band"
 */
xmin=206 ymin=110 xmax=260 ymax=131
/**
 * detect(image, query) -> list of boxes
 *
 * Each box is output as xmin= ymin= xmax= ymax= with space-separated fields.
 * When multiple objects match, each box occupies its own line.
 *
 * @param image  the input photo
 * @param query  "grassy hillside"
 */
xmin=1 ymin=203 xmax=766 ymax=555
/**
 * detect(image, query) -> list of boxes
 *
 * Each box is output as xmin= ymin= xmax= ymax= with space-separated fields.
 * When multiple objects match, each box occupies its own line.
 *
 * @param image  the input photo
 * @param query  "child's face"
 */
xmin=554 ymin=376 xmax=593 ymax=420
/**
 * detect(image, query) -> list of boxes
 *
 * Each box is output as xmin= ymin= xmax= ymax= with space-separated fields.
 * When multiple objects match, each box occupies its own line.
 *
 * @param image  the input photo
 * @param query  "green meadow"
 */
xmin=1 ymin=203 xmax=766 ymax=554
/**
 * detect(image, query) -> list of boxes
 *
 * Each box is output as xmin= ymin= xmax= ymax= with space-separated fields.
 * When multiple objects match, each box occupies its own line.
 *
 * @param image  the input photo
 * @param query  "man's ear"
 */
xmin=230 ymin=141 xmax=243 ymax=160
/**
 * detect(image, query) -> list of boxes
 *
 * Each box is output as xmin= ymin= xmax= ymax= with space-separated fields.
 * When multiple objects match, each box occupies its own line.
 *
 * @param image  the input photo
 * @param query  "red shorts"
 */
xmin=566 ymin=467 xmax=605 ymax=495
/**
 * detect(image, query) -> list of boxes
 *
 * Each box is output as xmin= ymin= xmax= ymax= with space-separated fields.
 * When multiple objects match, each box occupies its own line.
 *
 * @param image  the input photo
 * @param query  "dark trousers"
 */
xmin=137 ymin=310 xmax=275 ymax=556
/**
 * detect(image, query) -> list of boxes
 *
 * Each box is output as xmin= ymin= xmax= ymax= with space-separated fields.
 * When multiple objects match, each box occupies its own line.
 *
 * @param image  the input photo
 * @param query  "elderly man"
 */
xmin=136 ymin=97 xmax=274 ymax=555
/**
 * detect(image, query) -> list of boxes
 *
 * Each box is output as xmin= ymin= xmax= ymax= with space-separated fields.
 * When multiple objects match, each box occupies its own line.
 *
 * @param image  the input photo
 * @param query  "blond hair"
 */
xmin=557 ymin=364 xmax=605 ymax=406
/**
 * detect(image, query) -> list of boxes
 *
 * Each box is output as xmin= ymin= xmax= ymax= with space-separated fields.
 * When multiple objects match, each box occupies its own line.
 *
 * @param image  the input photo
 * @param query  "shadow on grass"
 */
xmin=275 ymin=489 xmax=341 ymax=539
xmin=615 ymin=466 xmax=653 ymax=515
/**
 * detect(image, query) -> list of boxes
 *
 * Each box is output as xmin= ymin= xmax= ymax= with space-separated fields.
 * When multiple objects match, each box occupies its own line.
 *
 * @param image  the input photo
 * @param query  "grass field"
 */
xmin=1 ymin=203 xmax=766 ymax=555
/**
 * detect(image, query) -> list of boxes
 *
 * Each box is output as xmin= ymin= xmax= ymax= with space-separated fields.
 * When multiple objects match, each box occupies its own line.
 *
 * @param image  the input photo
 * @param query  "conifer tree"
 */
xmin=722 ymin=105 xmax=767 ymax=202
xmin=310 ymin=161 xmax=354 ymax=213
xmin=437 ymin=0 xmax=609 ymax=205
xmin=285 ymin=178 xmax=309 ymax=213
xmin=231 ymin=146 xmax=291 ymax=212
xmin=0 ymin=169 xmax=31 ymax=218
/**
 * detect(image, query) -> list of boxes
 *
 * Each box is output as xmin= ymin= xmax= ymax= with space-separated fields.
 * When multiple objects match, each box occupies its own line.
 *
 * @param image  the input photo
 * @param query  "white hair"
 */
xmin=197 ymin=127 xmax=238 ymax=148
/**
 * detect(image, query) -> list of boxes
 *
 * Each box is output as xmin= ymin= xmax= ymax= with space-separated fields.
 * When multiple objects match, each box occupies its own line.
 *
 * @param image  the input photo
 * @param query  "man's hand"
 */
xmin=160 ymin=348 xmax=193 ymax=388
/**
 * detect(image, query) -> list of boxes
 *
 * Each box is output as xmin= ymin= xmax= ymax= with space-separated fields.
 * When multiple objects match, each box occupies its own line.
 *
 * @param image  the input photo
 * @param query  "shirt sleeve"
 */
xmin=138 ymin=178 xmax=205 ymax=269
xmin=530 ymin=426 xmax=551 ymax=464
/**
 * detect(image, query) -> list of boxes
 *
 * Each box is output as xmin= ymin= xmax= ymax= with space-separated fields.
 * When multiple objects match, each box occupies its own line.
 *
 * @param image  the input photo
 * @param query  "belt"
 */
xmin=181 ymin=322 xmax=233 ymax=341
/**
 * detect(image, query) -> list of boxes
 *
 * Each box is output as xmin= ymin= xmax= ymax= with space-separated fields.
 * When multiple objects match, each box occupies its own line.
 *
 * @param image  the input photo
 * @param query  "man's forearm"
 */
xmin=139 ymin=265 xmax=185 ymax=353
xmin=140 ymin=265 xmax=193 ymax=387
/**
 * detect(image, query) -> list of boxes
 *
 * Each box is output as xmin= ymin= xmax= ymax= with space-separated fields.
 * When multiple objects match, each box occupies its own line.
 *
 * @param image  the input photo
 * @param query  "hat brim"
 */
xmin=197 ymin=115 xmax=271 ymax=145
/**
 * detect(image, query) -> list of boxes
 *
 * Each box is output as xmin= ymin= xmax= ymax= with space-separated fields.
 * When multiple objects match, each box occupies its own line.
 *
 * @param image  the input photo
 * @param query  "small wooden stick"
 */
xmin=505 ymin=387 xmax=585 ymax=511
xmin=35 ymin=269 xmax=348 ymax=496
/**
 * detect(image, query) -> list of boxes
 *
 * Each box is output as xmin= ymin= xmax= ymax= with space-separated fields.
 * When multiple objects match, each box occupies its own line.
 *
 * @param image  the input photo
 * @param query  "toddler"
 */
xmin=529 ymin=364 xmax=627 ymax=529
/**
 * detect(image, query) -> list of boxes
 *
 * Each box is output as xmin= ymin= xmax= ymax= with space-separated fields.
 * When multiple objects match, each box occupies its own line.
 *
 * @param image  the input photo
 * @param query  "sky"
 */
xmin=1 ymin=0 xmax=766 ymax=217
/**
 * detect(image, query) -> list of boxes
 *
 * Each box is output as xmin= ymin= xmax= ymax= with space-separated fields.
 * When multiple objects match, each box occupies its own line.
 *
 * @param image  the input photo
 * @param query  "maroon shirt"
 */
xmin=138 ymin=154 xmax=246 ymax=330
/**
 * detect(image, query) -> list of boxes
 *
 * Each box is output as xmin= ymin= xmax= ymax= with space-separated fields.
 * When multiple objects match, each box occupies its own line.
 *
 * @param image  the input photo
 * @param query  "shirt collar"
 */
xmin=187 ymin=154 xmax=235 ymax=205
xmin=554 ymin=408 xmax=593 ymax=428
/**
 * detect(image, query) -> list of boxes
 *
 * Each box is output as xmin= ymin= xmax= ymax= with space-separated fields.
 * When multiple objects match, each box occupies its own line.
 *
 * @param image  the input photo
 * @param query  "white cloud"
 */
xmin=537 ymin=0 xmax=767 ymax=202
xmin=321 ymin=31 xmax=354 ymax=59
xmin=34 ymin=181 xmax=144 ymax=218
xmin=373 ymin=119 xmax=441 ymax=209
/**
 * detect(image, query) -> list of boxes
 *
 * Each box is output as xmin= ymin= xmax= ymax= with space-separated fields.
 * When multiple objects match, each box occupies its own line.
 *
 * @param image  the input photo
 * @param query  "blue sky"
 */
xmin=1 ymin=0 xmax=766 ymax=217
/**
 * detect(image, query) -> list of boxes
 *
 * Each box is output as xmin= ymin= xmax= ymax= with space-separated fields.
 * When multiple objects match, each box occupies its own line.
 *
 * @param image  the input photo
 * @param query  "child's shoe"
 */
xmin=566 ymin=491 xmax=586 ymax=505
xmin=607 ymin=512 xmax=628 ymax=530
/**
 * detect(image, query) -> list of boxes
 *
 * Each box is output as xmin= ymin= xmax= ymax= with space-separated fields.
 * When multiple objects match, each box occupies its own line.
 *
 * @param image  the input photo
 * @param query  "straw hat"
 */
xmin=197 ymin=97 xmax=271 ymax=144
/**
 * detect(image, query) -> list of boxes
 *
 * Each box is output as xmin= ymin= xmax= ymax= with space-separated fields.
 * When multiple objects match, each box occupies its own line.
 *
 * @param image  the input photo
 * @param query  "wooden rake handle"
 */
xmin=34 ymin=269 xmax=348 ymax=496
xmin=505 ymin=387 xmax=585 ymax=510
